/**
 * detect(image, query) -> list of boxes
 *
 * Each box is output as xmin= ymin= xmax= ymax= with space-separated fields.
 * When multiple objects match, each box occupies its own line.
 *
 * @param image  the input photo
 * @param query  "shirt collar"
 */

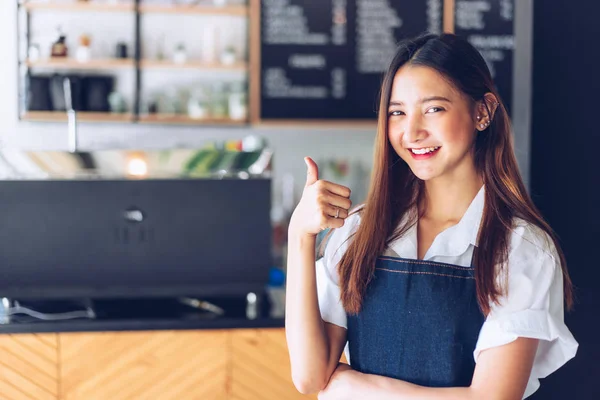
xmin=459 ymin=184 xmax=485 ymax=247
xmin=389 ymin=212 xmax=418 ymax=259
xmin=388 ymin=185 xmax=485 ymax=259
xmin=427 ymin=185 xmax=485 ymax=258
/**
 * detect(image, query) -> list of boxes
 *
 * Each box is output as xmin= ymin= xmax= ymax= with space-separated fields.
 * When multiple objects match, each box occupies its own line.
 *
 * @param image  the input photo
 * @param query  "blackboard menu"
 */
xmin=260 ymin=0 xmax=444 ymax=120
xmin=454 ymin=0 xmax=515 ymax=114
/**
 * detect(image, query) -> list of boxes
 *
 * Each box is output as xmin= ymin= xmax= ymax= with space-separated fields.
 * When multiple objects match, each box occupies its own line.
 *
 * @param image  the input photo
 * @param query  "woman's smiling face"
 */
xmin=387 ymin=65 xmax=480 ymax=182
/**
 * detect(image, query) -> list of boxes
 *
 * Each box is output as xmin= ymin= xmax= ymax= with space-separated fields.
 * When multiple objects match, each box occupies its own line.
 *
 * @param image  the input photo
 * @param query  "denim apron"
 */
xmin=347 ymin=250 xmax=485 ymax=387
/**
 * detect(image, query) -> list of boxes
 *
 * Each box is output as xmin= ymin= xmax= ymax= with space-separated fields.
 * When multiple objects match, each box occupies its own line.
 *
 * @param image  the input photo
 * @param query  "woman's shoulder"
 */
xmin=478 ymin=220 xmax=577 ymax=398
xmin=505 ymin=218 xmax=561 ymax=278
xmin=509 ymin=218 xmax=558 ymax=260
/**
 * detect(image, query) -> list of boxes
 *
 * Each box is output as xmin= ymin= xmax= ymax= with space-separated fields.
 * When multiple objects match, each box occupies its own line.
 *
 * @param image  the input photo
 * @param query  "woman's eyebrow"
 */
xmin=389 ymin=96 xmax=452 ymax=107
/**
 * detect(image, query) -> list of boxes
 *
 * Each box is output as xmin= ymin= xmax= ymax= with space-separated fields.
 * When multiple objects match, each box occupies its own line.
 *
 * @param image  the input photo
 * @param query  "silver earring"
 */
xmin=477 ymin=115 xmax=481 ymax=120
xmin=479 ymin=123 xmax=485 ymax=129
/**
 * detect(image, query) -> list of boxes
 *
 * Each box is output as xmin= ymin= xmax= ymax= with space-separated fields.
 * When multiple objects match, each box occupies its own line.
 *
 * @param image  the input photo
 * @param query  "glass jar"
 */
xmin=210 ymin=82 xmax=228 ymax=119
xmin=228 ymin=82 xmax=248 ymax=121
xmin=187 ymin=87 xmax=209 ymax=120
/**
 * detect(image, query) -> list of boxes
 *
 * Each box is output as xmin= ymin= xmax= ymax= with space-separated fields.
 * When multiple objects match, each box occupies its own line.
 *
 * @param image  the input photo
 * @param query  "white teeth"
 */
xmin=410 ymin=146 xmax=440 ymax=155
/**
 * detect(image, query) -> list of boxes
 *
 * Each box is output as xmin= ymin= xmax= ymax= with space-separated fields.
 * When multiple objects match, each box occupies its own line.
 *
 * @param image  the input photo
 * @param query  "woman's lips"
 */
xmin=409 ymin=146 xmax=440 ymax=160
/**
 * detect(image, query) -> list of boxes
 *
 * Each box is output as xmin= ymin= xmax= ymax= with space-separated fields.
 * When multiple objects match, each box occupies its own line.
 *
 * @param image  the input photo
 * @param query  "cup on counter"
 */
xmin=115 ymin=42 xmax=128 ymax=59
xmin=108 ymin=92 xmax=127 ymax=113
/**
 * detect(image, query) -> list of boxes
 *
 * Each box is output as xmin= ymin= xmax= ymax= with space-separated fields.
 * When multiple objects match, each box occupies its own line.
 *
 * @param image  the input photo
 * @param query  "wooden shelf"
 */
xmin=22 ymin=111 xmax=134 ymax=123
xmin=26 ymin=58 xmax=135 ymax=69
xmin=22 ymin=1 xmax=135 ymax=12
xmin=22 ymin=1 xmax=248 ymax=15
xmin=139 ymin=114 xmax=248 ymax=125
xmin=139 ymin=4 xmax=248 ymax=16
xmin=140 ymin=60 xmax=247 ymax=71
xmin=256 ymin=119 xmax=378 ymax=129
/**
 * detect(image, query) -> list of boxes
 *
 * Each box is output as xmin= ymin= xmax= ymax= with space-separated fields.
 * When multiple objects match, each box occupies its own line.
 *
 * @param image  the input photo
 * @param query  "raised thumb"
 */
xmin=304 ymin=157 xmax=319 ymax=187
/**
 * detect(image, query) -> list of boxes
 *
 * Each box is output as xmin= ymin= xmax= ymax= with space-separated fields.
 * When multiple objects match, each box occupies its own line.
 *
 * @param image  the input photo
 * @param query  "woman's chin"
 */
xmin=410 ymin=168 xmax=439 ymax=181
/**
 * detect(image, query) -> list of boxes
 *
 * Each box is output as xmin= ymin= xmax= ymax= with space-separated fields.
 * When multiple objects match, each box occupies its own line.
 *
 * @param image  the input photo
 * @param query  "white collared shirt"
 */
xmin=316 ymin=186 xmax=578 ymax=399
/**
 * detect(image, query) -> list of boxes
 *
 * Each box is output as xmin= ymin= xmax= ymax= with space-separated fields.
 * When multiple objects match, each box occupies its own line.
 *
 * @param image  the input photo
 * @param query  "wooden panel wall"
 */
xmin=230 ymin=329 xmax=316 ymax=400
xmin=0 ymin=328 xmax=312 ymax=400
xmin=59 ymin=330 xmax=228 ymax=400
xmin=0 ymin=334 xmax=59 ymax=400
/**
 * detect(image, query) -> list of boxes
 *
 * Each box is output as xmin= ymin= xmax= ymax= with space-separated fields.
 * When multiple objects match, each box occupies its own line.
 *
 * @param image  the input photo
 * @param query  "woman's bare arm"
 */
xmin=319 ymin=337 xmax=539 ymax=400
xmin=285 ymin=157 xmax=351 ymax=394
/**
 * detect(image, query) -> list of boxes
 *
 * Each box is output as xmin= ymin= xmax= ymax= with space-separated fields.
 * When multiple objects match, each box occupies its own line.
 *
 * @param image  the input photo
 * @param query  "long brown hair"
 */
xmin=338 ymin=33 xmax=573 ymax=315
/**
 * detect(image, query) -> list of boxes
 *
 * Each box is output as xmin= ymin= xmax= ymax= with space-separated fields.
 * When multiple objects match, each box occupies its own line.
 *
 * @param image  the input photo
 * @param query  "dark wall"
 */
xmin=529 ymin=1 xmax=600 ymax=399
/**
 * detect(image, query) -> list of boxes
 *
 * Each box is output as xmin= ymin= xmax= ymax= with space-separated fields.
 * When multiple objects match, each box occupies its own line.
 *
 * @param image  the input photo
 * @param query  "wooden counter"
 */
xmin=0 ymin=328 xmax=314 ymax=400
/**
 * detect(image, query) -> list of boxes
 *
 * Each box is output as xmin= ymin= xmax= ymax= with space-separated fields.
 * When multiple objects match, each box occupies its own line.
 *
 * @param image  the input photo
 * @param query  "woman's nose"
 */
xmin=403 ymin=115 xmax=427 ymax=144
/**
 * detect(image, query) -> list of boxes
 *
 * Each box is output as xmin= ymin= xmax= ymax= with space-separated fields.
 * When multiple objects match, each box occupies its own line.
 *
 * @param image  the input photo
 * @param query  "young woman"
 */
xmin=285 ymin=33 xmax=578 ymax=399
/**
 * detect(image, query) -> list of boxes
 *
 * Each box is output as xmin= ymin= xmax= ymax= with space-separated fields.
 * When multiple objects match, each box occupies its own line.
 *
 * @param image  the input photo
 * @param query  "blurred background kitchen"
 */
xmin=0 ymin=0 xmax=597 ymax=399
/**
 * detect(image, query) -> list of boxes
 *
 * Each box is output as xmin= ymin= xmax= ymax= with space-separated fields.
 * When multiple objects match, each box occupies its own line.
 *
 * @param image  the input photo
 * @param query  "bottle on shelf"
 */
xmin=220 ymin=45 xmax=237 ymax=65
xmin=75 ymin=34 xmax=91 ymax=63
xmin=201 ymin=25 xmax=217 ymax=63
xmin=265 ymin=267 xmax=286 ymax=318
xmin=173 ymin=43 xmax=187 ymax=64
xmin=210 ymin=82 xmax=228 ymax=119
xmin=115 ymin=42 xmax=128 ymax=59
xmin=108 ymin=92 xmax=127 ymax=114
xmin=187 ymin=87 xmax=209 ymax=120
xmin=51 ymin=26 xmax=68 ymax=58
xmin=156 ymin=34 xmax=166 ymax=61
xmin=228 ymin=82 xmax=248 ymax=120
xmin=28 ymin=44 xmax=41 ymax=62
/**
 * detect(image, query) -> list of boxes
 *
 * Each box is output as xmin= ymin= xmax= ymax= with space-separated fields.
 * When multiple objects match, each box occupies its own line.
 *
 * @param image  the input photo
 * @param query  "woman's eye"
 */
xmin=388 ymin=110 xmax=405 ymax=117
xmin=426 ymin=107 xmax=444 ymax=114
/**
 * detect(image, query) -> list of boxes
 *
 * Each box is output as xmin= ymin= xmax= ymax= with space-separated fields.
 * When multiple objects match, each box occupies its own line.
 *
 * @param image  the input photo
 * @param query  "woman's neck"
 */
xmin=420 ymin=174 xmax=483 ymax=224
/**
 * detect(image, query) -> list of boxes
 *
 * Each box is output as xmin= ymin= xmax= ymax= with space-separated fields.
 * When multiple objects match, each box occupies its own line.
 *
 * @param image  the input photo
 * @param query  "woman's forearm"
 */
xmin=285 ymin=232 xmax=331 ymax=394
xmin=321 ymin=337 xmax=538 ymax=400
xmin=346 ymin=372 xmax=477 ymax=400
xmin=326 ymin=369 xmax=513 ymax=400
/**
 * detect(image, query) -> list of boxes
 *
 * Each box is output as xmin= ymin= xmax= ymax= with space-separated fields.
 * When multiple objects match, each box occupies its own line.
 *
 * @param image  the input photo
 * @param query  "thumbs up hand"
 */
xmin=304 ymin=156 xmax=319 ymax=187
xmin=289 ymin=157 xmax=352 ymax=237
